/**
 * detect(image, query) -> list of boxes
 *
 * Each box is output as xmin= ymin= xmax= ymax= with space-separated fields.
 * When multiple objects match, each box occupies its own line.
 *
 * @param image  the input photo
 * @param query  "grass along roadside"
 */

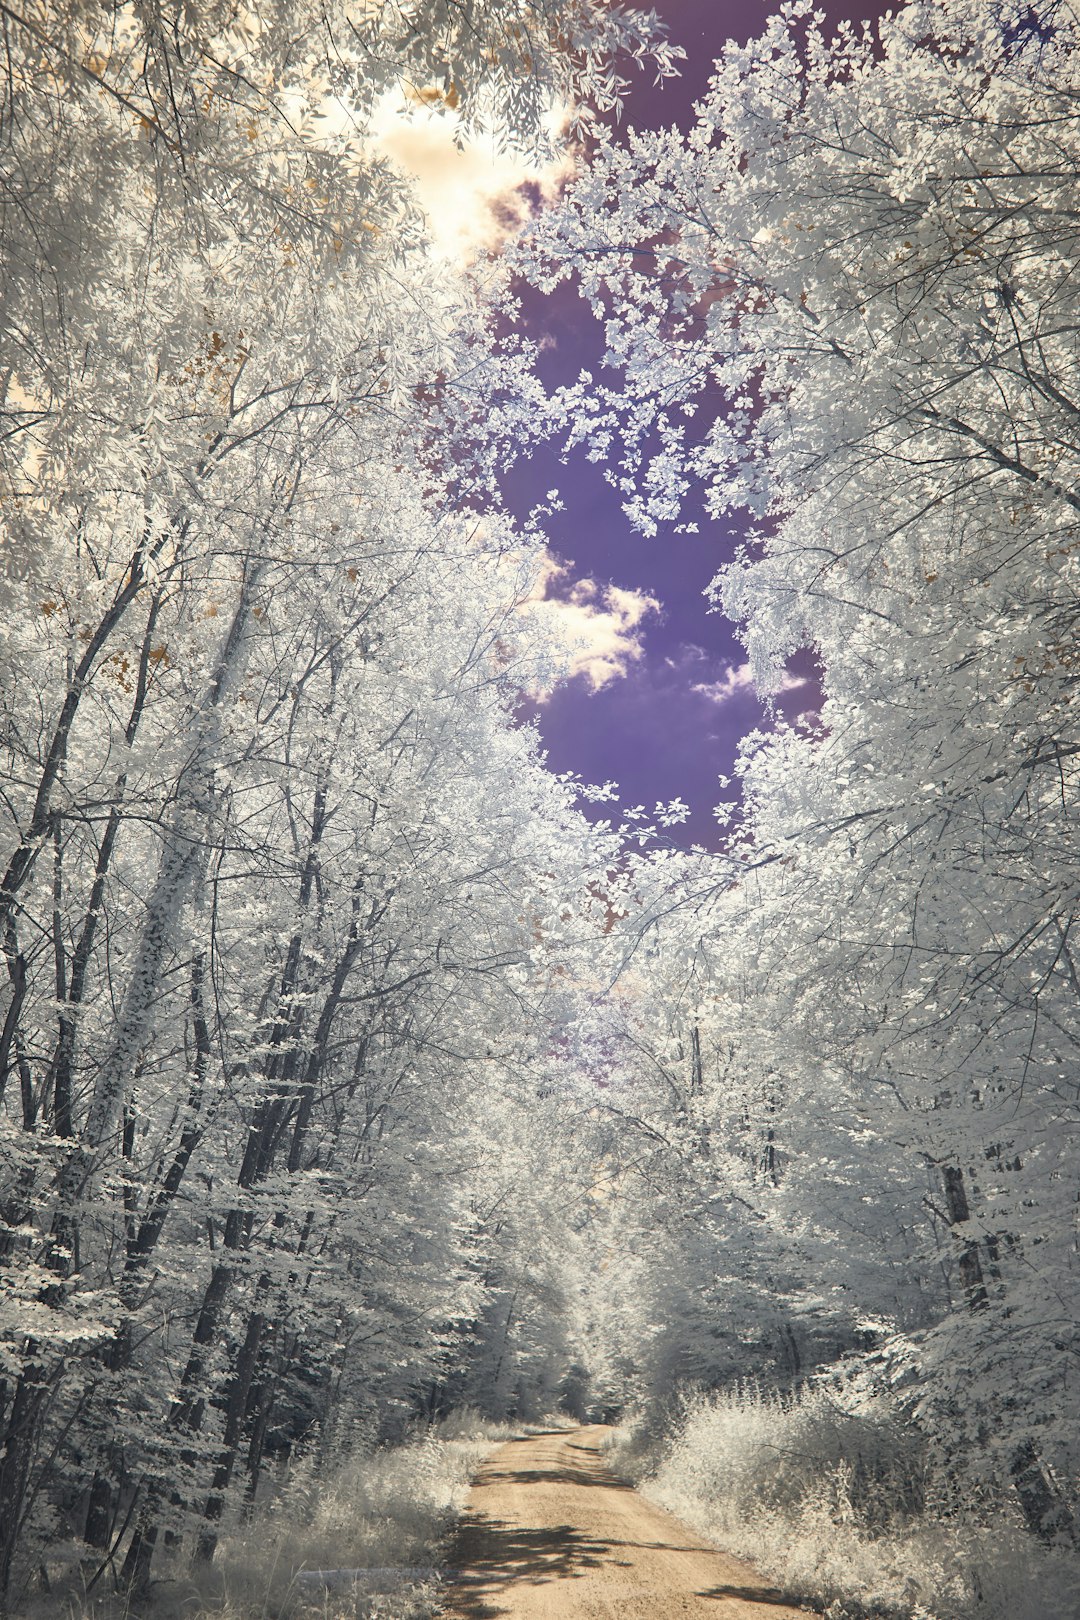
xmin=603 ymin=1385 xmax=1079 ymax=1620
xmin=19 ymin=1409 xmax=516 ymax=1620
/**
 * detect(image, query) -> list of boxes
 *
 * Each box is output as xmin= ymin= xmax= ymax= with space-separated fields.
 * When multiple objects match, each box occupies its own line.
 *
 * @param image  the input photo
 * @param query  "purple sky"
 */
xmin=502 ymin=1 xmax=879 ymax=848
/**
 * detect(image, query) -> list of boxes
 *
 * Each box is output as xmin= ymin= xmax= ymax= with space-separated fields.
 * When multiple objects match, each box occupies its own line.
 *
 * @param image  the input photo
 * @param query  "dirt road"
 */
xmin=441 ymin=1424 xmax=813 ymax=1618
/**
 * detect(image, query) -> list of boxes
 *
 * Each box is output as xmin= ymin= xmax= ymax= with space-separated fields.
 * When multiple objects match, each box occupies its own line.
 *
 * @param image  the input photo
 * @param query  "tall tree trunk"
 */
xmin=195 ymin=1307 xmax=267 ymax=1563
xmin=0 ymin=1370 xmax=49 ymax=1602
xmin=942 ymin=1162 xmax=1072 ymax=1540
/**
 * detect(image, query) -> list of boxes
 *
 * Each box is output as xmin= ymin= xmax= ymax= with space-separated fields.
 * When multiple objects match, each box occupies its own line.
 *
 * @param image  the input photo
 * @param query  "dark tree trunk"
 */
xmin=942 ymin=1162 xmax=1072 ymax=1540
xmin=0 ymin=1370 xmax=47 ymax=1601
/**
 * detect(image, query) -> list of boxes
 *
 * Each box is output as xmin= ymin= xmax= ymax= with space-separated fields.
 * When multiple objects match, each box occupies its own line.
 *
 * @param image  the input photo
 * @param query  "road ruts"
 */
xmin=441 ymin=1424 xmax=815 ymax=1618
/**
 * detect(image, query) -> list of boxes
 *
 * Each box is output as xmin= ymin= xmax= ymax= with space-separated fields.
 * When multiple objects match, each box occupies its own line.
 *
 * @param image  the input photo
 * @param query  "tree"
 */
xmin=520 ymin=0 xmax=1080 ymax=1537
xmin=0 ymin=0 xmax=674 ymax=1598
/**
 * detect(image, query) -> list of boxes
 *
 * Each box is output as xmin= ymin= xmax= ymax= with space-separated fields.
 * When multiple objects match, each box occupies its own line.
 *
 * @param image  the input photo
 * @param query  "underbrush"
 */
xmin=606 ymin=1384 xmax=1079 ymax=1620
xmin=26 ymin=1408 xmax=513 ymax=1620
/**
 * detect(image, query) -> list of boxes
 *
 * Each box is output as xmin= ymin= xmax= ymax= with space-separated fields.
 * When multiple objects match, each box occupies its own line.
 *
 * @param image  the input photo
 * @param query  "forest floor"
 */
xmin=440 ymin=1424 xmax=817 ymax=1618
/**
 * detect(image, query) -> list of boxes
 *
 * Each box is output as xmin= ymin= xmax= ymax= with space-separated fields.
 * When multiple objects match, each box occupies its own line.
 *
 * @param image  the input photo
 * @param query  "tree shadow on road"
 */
xmin=698 ymin=1582 xmax=821 ymax=1611
xmin=442 ymin=1514 xmax=744 ymax=1618
xmin=475 ymin=1435 xmax=631 ymax=1493
xmin=443 ymin=1519 xmax=609 ymax=1617
xmin=479 ymin=1464 xmax=633 ymax=1489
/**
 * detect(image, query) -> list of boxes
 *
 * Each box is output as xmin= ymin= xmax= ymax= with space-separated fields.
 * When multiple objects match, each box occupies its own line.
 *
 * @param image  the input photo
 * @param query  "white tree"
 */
xmin=0 ymin=0 xmax=673 ymax=1597
xmin=519 ymin=0 xmax=1080 ymax=1538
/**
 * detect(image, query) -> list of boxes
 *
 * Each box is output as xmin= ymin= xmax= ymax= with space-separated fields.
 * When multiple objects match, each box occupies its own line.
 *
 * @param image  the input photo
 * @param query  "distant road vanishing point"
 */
xmin=441 ymin=1425 xmax=815 ymax=1619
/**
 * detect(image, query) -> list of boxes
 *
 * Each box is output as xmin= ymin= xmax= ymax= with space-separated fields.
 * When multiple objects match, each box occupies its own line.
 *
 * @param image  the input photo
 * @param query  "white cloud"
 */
xmin=526 ymin=554 xmax=659 ymax=694
xmin=693 ymin=663 xmax=809 ymax=705
xmin=692 ymin=664 xmax=754 ymax=704
xmin=368 ymin=91 xmax=574 ymax=262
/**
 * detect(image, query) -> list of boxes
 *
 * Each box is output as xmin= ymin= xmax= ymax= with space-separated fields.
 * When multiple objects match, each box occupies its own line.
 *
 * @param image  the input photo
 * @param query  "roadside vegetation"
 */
xmin=25 ymin=1411 xmax=511 ymax=1620
xmin=609 ymin=1389 xmax=1079 ymax=1620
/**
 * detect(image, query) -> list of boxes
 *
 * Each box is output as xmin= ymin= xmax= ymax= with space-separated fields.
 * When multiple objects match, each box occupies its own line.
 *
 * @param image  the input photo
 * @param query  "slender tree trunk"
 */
xmin=0 ymin=1369 xmax=48 ymax=1601
xmin=941 ymin=1164 xmax=990 ymax=1311
xmin=195 ymin=1307 xmax=267 ymax=1563
xmin=941 ymin=1162 xmax=1072 ymax=1540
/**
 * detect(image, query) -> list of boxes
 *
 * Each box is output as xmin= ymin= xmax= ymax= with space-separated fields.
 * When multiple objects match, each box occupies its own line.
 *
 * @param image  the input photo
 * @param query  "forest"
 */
xmin=0 ymin=1 xmax=1077 ymax=1617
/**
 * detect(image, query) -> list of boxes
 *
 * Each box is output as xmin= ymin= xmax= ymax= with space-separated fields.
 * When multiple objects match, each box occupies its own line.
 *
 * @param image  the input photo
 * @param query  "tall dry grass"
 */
xmin=606 ymin=1384 xmax=1079 ymax=1620
xmin=25 ymin=1410 xmax=512 ymax=1620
